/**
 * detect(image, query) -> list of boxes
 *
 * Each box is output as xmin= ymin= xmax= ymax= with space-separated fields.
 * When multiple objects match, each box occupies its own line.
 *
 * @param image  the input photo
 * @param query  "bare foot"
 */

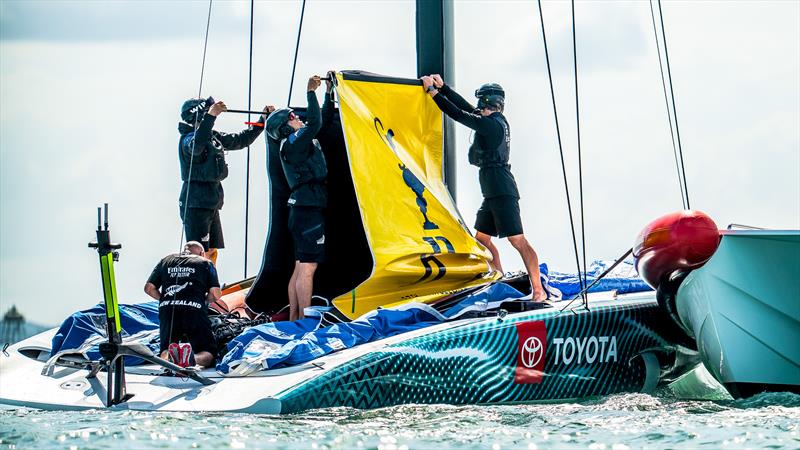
xmin=533 ymin=288 xmax=548 ymax=302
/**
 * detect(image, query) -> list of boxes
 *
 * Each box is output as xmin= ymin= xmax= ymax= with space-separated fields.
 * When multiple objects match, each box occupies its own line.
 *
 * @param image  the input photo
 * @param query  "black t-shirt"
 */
xmin=147 ymin=253 xmax=220 ymax=310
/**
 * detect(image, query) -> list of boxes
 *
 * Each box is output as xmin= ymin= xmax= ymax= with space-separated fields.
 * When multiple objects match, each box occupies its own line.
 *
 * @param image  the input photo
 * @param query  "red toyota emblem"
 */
xmin=514 ymin=321 xmax=547 ymax=384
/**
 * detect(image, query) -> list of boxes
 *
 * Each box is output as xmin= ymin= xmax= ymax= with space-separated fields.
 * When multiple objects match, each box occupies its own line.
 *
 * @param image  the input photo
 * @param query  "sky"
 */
xmin=1 ymin=0 xmax=798 ymax=326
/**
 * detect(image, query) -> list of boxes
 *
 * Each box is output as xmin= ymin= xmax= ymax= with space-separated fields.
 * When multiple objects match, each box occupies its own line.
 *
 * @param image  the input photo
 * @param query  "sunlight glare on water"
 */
xmin=1 ymin=392 xmax=798 ymax=449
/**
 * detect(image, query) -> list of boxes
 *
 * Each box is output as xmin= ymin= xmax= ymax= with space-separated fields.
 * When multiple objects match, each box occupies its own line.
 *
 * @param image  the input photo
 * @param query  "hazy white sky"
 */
xmin=1 ymin=0 xmax=798 ymax=325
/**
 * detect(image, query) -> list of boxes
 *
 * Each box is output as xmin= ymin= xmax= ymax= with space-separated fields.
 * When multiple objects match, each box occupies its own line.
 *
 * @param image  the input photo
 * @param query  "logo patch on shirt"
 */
xmin=316 ymin=235 xmax=325 ymax=245
xmin=165 ymin=282 xmax=189 ymax=297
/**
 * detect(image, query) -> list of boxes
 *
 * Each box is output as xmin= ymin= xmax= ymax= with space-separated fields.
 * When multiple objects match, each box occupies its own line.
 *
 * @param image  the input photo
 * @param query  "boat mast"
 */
xmin=416 ymin=0 xmax=456 ymax=201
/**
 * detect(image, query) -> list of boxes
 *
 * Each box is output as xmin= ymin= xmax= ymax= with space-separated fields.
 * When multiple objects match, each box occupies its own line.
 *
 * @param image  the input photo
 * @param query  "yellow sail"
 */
xmin=332 ymin=71 xmax=499 ymax=319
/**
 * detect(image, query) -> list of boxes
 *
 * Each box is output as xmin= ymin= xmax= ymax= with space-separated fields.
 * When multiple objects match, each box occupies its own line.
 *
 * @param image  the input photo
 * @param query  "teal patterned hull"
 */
xmin=277 ymin=295 xmax=684 ymax=413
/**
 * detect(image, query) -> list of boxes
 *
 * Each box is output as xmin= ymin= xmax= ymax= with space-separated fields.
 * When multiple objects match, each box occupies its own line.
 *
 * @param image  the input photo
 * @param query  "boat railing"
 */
xmin=726 ymin=223 xmax=766 ymax=230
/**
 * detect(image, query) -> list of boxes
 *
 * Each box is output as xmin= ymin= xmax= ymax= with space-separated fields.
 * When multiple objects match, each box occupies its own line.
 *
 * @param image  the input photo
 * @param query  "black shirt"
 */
xmin=147 ymin=253 xmax=220 ymax=310
xmin=432 ymin=85 xmax=520 ymax=199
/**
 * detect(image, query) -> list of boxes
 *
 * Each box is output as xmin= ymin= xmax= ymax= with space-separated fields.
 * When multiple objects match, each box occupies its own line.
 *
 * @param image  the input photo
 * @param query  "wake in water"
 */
xmin=1 ymin=392 xmax=798 ymax=449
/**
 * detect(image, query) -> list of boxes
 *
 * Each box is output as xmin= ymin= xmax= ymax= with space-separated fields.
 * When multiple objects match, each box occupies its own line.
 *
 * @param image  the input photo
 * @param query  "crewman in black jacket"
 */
xmin=265 ymin=75 xmax=333 ymax=320
xmin=421 ymin=74 xmax=547 ymax=301
xmin=177 ymin=97 xmax=272 ymax=265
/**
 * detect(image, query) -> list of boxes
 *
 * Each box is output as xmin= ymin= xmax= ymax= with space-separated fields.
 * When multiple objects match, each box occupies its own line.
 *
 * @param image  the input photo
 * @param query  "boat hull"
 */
xmin=675 ymin=230 xmax=800 ymax=397
xmin=0 ymin=293 xmax=689 ymax=413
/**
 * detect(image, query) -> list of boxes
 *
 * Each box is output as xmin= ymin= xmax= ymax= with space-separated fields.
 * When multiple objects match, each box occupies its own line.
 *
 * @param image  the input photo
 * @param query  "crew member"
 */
xmin=178 ymin=97 xmax=273 ymax=265
xmin=421 ymin=74 xmax=547 ymax=301
xmin=264 ymin=75 xmax=333 ymax=320
xmin=144 ymin=241 xmax=221 ymax=368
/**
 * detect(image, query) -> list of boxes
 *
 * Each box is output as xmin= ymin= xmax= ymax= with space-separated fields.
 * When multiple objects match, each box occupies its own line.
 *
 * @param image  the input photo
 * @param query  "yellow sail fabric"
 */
xmin=332 ymin=72 xmax=499 ymax=319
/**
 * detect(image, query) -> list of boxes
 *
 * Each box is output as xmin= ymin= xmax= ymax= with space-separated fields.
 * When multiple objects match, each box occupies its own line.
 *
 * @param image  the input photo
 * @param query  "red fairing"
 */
xmin=633 ymin=210 xmax=720 ymax=289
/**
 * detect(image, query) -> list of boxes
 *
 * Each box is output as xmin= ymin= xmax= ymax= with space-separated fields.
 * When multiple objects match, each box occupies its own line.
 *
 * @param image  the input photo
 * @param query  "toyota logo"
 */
xmin=520 ymin=336 xmax=544 ymax=368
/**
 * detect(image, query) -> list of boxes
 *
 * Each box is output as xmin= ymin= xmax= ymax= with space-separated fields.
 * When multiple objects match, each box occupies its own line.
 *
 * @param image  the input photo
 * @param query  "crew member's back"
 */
xmin=144 ymin=241 xmax=221 ymax=368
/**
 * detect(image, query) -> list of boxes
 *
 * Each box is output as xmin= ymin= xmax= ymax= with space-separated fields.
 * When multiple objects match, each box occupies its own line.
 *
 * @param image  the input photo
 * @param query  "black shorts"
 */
xmin=180 ymin=207 xmax=224 ymax=250
xmin=474 ymin=196 xmax=524 ymax=238
xmin=158 ymin=305 xmax=216 ymax=355
xmin=288 ymin=206 xmax=325 ymax=263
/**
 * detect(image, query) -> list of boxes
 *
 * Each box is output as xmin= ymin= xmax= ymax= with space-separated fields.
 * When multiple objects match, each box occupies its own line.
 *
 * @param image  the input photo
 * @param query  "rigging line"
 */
xmin=180 ymin=0 xmax=214 ymax=254
xmin=287 ymin=0 xmax=307 ymax=107
xmin=175 ymin=0 xmax=214 ymax=346
xmin=244 ymin=0 xmax=254 ymax=278
xmin=649 ymin=0 xmax=686 ymax=210
xmin=557 ymin=248 xmax=633 ymax=315
xmin=535 ymin=0 xmax=585 ymax=294
xmin=197 ymin=0 xmax=214 ymax=99
xmin=571 ymin=0 xmax=588 ymax=307
xmin=657 ymin=0 xmax=691 ymax=209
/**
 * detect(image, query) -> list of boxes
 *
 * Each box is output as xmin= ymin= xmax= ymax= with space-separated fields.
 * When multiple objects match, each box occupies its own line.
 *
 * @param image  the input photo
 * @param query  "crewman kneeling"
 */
xmin=265 ymin=75 xmax=332 ymax=321
xmin=144 ymin=241 xmax=221 ymax=368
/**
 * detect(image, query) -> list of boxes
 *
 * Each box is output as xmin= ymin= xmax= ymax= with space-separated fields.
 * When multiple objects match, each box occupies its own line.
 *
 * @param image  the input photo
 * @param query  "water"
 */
xmin=1 ymin=392 xmax=798 ymax=449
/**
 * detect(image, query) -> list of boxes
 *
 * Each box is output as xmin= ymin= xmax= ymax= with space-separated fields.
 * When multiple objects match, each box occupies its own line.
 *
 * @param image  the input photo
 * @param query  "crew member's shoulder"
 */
xmin=160 ymin=253 xmax=182 ymax=264
xmin=178 ymin=122 xmax=194 ymax=135
xmin=184 ymin=253 xmax=212 ymax=263
xmin=490 ymin=112 xmax=508 ymax=122
xmin=287 ymin=129 xmax=304 ymax=145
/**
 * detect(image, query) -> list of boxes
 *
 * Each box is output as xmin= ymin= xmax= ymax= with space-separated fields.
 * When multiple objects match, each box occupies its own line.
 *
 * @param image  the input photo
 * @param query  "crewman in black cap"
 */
xmin=264 ymin=75 xmax=334 ymax=320
xmin=421 ymin=74 xmax=547 ymax=301
xmin=177 ymin=97 xmax=273 ymax=265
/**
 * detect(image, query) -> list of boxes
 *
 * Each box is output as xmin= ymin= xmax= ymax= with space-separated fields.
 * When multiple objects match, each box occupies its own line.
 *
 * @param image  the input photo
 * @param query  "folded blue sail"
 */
xmin=542 ymin=260 xmax=653 ymax=298
xmin=50 ymin=302 xmax=160 ymax=364
xmin=217 ymin=282 xmax=524 ymax=375
xmin=47 ymin=260 xmax=650 ymax=371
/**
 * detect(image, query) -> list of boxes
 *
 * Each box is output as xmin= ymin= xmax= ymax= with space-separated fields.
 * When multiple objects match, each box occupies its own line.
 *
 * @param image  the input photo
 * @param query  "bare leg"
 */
xmin=507 ymin=234 xmax=547 ymax=301
xmin=194 ymin=351 xmax=214 ymax=368
xmin=206 ymin=248 xmax=218 ymax=266
xmin=476 ymin=231 xmax=504 ymax=273
xmin=288 ymin=261 xmax=300 ymax=321
xmin=294 ymin=262 xmax=318 ymax=320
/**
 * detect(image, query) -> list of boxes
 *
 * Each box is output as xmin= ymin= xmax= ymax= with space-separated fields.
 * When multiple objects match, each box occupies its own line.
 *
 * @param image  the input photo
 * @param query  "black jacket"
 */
xmin=178 ymin=114 xmax=264 ymax=210
xmin=280 ymin=91 xmax=335 ymax=207
xmin=432 ymin=85 xmax=519 ymax=199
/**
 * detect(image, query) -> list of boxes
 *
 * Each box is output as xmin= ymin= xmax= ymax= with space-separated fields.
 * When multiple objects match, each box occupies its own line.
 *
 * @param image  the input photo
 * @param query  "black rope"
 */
xmin=649 ymin=0 xmax=687 ymax=210
xmin=171 ymin=0 xmax=214 ymax=353
xmin=657 ymin=0 xmax=691 ymax=209
xmin=196 ymin=0 xmax=213 ymax=100
xmin=536 ymin=0 xmax=585 ymax=296
xmin=558 ymin=248 xmax=633 ymax=314
xmin=571 ymin=0 xmax=588 ymax=306
xmin=287 ymin=0 xmax=307 ymax=107
xmin=244 ymin=0 xmax=254 ymax=278
xmin=179 ymin=0 xmax=214 ymax=254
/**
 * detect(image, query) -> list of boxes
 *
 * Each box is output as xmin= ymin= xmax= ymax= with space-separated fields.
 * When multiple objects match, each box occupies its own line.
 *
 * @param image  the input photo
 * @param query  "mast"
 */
xmin=416 ymin=0 xmax=456 ymax=201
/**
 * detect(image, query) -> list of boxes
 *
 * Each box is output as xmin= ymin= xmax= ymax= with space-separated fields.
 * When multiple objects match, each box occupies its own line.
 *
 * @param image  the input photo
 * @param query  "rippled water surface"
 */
xmin=1 ymin=392 xmax=798 ymax=449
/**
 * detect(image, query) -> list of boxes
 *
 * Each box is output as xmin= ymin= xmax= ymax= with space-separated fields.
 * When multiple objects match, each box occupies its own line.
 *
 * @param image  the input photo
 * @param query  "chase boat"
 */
xmin=635 ymin=211 xmax=800 ymax=398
